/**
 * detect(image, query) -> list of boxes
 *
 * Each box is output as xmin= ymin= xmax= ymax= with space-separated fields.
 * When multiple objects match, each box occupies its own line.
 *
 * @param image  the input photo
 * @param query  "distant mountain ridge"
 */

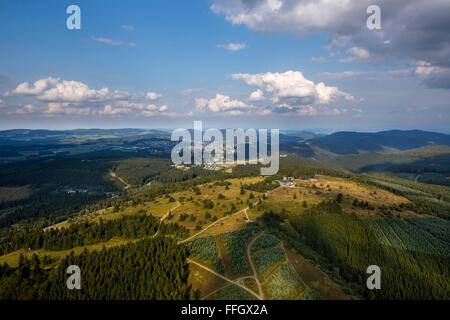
xmin=306 ymin=130 xmax=450 ymax=155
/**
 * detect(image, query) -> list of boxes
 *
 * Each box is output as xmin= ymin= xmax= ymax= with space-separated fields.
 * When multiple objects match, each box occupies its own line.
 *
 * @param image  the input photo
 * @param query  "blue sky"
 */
xmin=0 ymin=0 xmax=449 ymax=133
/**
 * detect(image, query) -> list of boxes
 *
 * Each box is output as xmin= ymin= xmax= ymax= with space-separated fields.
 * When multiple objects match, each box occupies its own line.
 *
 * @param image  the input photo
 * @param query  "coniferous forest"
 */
xmin=0 ymin=238 xmax=190 ymax=300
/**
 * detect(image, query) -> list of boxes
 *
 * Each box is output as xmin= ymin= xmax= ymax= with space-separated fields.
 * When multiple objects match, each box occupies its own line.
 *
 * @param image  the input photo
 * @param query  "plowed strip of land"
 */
xmin=215 ymin=235 xmax=233 ymax=278
xmin=285 ymin=247 xmax=354 ymax=300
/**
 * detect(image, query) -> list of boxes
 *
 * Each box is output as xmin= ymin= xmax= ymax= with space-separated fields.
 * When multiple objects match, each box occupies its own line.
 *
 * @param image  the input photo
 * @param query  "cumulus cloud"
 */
xmin=232 ymin=70 xmax=354 ymax=106
xmin=217 ymin=42 xmax=246 ymax=51
xmin=4 ymin=77 xmax=130 ymax=103
xmin=194 ymin=94 xmax=254 ymax=114
xmin=186 ymin=70 xmax=355 ymax=117
xmin=248 ymin=89 xmax=265 ymax=101
xmin=99 ymin=105 xmax=132 ymax=116
xmin=413 ymin=61 xmax=450 ymax=89
xmin=3 ymin=77 xmax=172 ymax=117
xmin=4 ymin=77 xmax=60 ymax=96
xmin=211 ymin=0 xmax=450 ymax=70
xmin=340 ymin=47 xmax=374 ymax=63
xmin=44 ymin=102 xmax=91 ymax=116
xmin=146 ymin=92 xmax=162 ymax=100
xmin=14 ymin=104 xmax=37 ymax=115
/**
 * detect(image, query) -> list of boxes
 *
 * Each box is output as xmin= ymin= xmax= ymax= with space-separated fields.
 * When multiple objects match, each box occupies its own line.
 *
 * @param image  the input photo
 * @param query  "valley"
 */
xmin=0 ymin=129 xmax=449 ymax=300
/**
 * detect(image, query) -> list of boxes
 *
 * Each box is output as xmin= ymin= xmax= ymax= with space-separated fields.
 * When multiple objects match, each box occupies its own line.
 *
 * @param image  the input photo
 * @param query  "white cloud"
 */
xmin=92 ymin=37 xmax=124 ymax=46
xmin=340 ymin=47 xmax=374 ymax=63
xmin=0 ymin=98 xmax=5 ymax=107
xmin=14 ymin=104 xmax=37 ymax=114
xmin=272 ymin=104 xmax=342 ymax=116
xmin=256 ymin=109 xmax=272 ymax=116
xmin=98 ymin=105 xmax=132 ymax=116
xmin=5 ymin=77 xmax=130 ymax=103
xmin=211 ymin=0 xmax=366 ymax=35
xmin=3 ymin=77 xmax=173 ymax=117
xmin=121 ymin=25 xmax=135 ymax=31
xmin=211 ymin=0 xmax=450 ymax=71
xmin=92 ymin=36 xmax=136 ymax=47
xmin=4 ymin=77 xmax=60 ymax=96
xmin=320 ymin=61 xmax=450 ymax=89
xmin=232 ymin=70 xmax=354 ymax=106
xmin=194 ymin=94 xmax=254 ymax=113
xmin=248 ymin=89 xmax=265 ymax=101
xmin=44 ymin=102 xmax=90 ymax=116
xmin=217 ymin=42 xmax=246 ymax=51
xmin=146 ymin=92 xmax=162 ymax=100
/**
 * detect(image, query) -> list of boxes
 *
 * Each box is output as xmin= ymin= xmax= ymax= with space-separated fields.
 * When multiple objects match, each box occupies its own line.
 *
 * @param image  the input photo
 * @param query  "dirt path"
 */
xmin=187 ymin=258 xmax=262 ymax=300
xmin=246 ymin=232 xmax=265 ymax=299
xmin=109 ymin=171 xmax=131 ymax=189
xmin=160 ymin=201 xmax=180 ymax=222
xmin=179 ymin=206 xmax=251 ymax=244
xmin=179 ymin=187 xmax=281 ymax=244
xmin=153 ymin=202 xmax=181 ymax=238
xmin=243 ymin=208 xmax=251 ymax=221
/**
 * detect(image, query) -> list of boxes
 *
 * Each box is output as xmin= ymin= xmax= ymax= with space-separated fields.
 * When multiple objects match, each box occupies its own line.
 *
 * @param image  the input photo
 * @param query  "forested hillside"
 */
xmin=0 ymin=238 xmax=189 ymax=299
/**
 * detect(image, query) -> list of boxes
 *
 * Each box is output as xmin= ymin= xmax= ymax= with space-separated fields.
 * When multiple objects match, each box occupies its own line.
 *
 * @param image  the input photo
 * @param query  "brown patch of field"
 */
xmin=285 ymin=247 xmax=354 ymax=300
xmin=188 ymin=261 xmax=229 ymax=299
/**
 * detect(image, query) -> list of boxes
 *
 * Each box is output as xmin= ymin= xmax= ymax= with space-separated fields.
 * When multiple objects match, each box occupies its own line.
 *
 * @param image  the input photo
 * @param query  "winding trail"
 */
xmin=160 ymin=201 xmax=180 ymax=222
xmin=187 ymin=258 xmax=262 ymax=300
xmin=153 ymin=201 xmax=181 ymax=238
xmin=246 ymin=232 xmax=265 ymax=299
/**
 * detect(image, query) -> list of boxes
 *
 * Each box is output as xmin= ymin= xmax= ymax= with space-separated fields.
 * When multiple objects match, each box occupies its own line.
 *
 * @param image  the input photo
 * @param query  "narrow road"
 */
xmin=187 ymin=258 xmax=262 ymax=300
xmin=246 ymin=232 xmax=265 ymax=299
xmin=179 ymin=186 xmax=281 ymax=244
xmin=43 ymin=206 xmax=114 ymax=231
xmin=243 ymin=208 xmax=251 ymax=222
xmin=153 ymin=201 xmax=181 ymax=238
xmin=179 ymin=206 xmax=250 ymax=244
xmin=110 ymin=171 xmax=131 ymax=189
xmin=160 ymin=201 xmax=180 ymax=222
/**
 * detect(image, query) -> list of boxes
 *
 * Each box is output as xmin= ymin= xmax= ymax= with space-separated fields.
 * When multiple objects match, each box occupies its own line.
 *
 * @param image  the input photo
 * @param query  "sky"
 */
xmin=0 ymin=0 xmax=449 ymax=133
